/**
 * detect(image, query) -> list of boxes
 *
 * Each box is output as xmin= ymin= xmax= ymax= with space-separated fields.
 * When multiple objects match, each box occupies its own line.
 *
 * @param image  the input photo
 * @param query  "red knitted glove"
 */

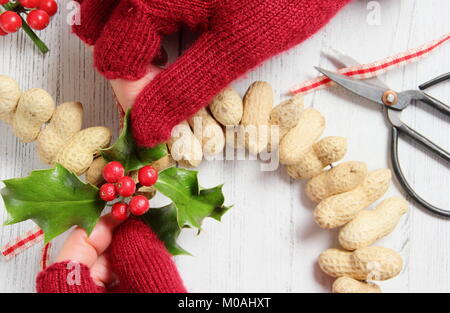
xmin=73 ymin=0 xmax=352 ymax=147
xmin=36 ymin=218 xmax=186 ymax=293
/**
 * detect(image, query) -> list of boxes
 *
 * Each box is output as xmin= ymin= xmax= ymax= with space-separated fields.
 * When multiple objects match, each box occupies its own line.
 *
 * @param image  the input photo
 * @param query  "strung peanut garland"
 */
xmin=0 ymin=74 xmax=408 ymax=292
xmin=203 ymin=81 xmax=408 ymax=293
xmin=0 ymin=75 xmax=230 ymax=255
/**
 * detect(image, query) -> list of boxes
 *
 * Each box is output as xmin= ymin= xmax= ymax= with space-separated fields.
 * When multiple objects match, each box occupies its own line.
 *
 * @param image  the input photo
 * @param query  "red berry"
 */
xmin=115 ymin=176 xmax=136 ymax=197
xmin=0 ymin=0 xmax=10 ymax=5
xmin=102 ymin=161 xmax=124 ymax=183
xmin=27 ymin=9 xmax=49 ymax=30
xmin=138 ymin=165 xmax=158 ymax=186
xmin=19 ymin=0 xmax=40 ymax=8
xmin=111 ymin=203 xmax=129 ymax=221
xmin=0 ymin=11 xmax=22 ymax=33
xmin=129 ymin=195 xmax=150 ymax=216
xmin=99 ymin=183 xmax=117 ymax=202
xmin=0 ymin=27 xmax=7 ymax=36
xmin=38 ymin=0 xmax=58 ymax=17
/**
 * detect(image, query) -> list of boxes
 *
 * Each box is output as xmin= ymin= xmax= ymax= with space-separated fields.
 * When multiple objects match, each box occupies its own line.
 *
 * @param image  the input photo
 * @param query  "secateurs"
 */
xmin=316 ymin=56 xmax=450 ymax=218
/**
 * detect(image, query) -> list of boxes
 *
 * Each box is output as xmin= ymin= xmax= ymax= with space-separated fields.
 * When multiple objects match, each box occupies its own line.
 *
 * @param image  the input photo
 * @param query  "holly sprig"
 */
xmin=1 ymin=110 xmax=231 ymax=254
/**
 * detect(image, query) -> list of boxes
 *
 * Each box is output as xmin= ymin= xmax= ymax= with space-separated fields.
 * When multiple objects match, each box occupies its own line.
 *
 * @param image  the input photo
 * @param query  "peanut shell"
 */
xmin=0 ymin=75 xmax=21 ymax=124
xmin=54 ymin=127 xmax=111 ymax=175
xmin=209 ymin=87 xmax=243 ymax=126
xmin=314 ymin=169 xmax=391 ymax=229
xmin=306 ymin=161 xmax=368 ymax=203
xmin=13 ymin=88 xmax=55 ymax=142
xmin=37 ymin=101 xmax=83 ymax=164
xmin=339 ymin=197 xmax=408 ymax=250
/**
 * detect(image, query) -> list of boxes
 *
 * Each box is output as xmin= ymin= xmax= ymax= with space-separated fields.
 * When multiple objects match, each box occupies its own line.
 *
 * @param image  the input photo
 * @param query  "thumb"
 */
xmin=55 ymin=214 xmax=122 ymax=267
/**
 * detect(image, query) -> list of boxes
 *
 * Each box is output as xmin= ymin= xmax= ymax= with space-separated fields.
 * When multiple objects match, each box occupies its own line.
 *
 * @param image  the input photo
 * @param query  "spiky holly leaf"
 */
xmin=1 ymin=164 xmax=104 ymax=243
xmin=101 ymin=110 xmax=168 ymax=172
xmin=154 ymin=167 xmax=231 ymax=230
xmin=141 ymin=179 xmax=231 ymax=256
xmin=140 ymin=203 xmax=191 ymax=256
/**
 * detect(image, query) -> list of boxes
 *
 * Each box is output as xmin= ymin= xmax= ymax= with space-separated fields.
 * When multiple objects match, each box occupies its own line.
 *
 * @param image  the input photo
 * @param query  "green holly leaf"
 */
xmin=1 ymin=164 xmax=105 ymax=243
xmin=101 ymin=110 xmax=168 ymax=172
xmin=141 ymin=167 xmax=231 ymax=255
xmin=140 ymin=203 xmax=191 ymax=256
xmin=155 ymin=167 xmax=231 ymax=229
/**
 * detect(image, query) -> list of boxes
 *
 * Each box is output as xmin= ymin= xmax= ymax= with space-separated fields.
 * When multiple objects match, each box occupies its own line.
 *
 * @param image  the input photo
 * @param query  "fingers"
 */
xmin=110 ymin=65 xmax=162 ymax=111
xmin=93 ymin=1 xmax=163 ymax=80
xmin=72 ymin=0 xmax=120 ymax=46
xmin=90 ymin=254 xmax=116 ymax=287
xmin=55 ymin=214 xmax=122 ymax=267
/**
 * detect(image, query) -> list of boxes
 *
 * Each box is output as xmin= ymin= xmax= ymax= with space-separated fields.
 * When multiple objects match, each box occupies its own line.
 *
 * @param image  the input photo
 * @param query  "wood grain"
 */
xmin=0 ymin=0 xmax=449 ymax=293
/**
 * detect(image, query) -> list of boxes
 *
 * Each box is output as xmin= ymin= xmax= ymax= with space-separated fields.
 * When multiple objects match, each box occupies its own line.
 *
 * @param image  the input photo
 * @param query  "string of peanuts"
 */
xmin=196 ymin=81 xmax=408 ymax=293
xmin=1 ymin=74 xmax=408 ymax=292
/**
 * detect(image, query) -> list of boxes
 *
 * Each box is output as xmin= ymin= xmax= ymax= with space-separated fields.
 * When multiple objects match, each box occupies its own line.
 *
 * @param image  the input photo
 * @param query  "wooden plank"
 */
xmin=0 ymin=0 xmax=449 ymax=293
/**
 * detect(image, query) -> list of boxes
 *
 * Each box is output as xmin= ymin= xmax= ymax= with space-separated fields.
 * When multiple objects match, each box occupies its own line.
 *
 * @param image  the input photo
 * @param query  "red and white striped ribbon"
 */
xmin=290 ymin=33 xmax=450 ymax=95
xmin=1 ymin=227 xmax=44 ymax=261
xmin=40 ymin=242 xmax=52 ymax=270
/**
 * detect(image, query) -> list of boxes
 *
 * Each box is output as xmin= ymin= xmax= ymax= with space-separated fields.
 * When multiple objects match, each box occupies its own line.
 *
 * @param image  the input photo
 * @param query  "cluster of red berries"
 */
xmin=100 ymin=161 xmax=159 ymax=221
xmin=0 ymin=0 xmax=57 ymax=36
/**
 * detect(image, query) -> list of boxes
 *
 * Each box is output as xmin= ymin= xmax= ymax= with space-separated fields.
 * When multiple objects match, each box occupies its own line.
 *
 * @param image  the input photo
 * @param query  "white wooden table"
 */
xmin=1 ymin=0 xmax=449 ymax=293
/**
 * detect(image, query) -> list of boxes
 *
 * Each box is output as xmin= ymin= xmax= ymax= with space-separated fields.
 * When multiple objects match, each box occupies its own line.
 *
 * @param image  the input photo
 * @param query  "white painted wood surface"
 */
xmin=0 ymin=0 xmax=449 ymax=293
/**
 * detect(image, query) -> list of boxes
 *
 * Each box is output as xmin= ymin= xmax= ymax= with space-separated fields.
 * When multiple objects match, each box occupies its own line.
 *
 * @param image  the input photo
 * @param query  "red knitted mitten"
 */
xmin=108 ymin=219 xmax=187 ymax=293
xmin=36 ymin=219 xmax=186 ymax=293
xmin=73 ymin=0 xmax=352 ymax=147
xmin=36 ymin=261 xmax=106 ymax=293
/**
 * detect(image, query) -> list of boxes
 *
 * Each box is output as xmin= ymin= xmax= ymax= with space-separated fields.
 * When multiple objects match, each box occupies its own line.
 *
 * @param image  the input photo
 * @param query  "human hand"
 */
xmin=73 ymin=0 xmax=351 ymax=147
xmin=37 ymin=216 xmax=187 ymax=293
xmin=54 ymin=213 xmax=122 ymax=288
xmin=109 ymin=65 xmax=161 ymax=112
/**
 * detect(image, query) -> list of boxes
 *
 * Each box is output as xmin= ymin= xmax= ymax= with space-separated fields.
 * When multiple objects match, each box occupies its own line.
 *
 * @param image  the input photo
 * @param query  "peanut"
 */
xmin=209 ymin=87 xmax=243 ymax=126
xmin=240 ymin=81 xmax=273 ymax=155
xmin=280 ymin=108 xmax=326 ymax=165
xmin=314 ymin=169 xmax=391 ymax=229
xmin=267 ymin=94 xmax=304 ymax=151
xmin=37 ymin=102 xmax=84 ymax=164
xmin=167 ymin=121 xmax=203 ymax=168
xmin=270 ymin=94 xmax=304 ymax=138
xmin=54 ymin=127 xmax=112 ymax=175
xmin=150 ymin=154 xmax=175 ymax=172
xmin=188 ymin=107 xmax=225 ymax=156
xmin=318 ymin=246 xmax=403 ymax=281
xmin=286 ymin=136 xmax=347 ymax=180
xmin=0 ymin=75 xmax=21 ymax=124
xmin=306 ymin=161 xmax=368 ymax=203
xmin=339 ymin=197 xmax=408 ymax=250
xmin=332 ymin=277 xmax=381 ymax=293
xmin=85 ymin=156 xmax=108 ymax=186
xmin=13 ymin=88 xmax=55 ymax=142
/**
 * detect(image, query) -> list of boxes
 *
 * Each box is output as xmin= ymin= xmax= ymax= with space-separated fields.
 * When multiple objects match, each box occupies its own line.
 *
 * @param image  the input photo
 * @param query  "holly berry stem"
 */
xmin=1 ymin=3 xmax=49 ymax=54
xmin=20 ymin=17 xmax=49 ymax=53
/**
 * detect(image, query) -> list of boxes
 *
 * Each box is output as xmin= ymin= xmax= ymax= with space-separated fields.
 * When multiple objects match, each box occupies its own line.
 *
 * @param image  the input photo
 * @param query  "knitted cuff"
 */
xmin=36 ymin=261 xmax=106 ymax=293
xmin=72 ymin=0 xmax=120 ymax=46
xmin=130 ymin=0 xmax=352 ymax=147
xmin=108 ymin=218 xmax=187 ymax=293
xmin=131 ymin=32 xmax=234 ymax=147
xmin=93 ymin=0 xmax=162 ymax=80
